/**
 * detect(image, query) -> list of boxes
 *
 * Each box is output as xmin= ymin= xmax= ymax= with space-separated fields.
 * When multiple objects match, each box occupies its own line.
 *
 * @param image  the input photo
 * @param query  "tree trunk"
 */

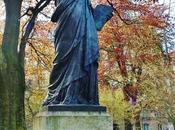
xmin=0 ymin=0 xmax=25 ymax=130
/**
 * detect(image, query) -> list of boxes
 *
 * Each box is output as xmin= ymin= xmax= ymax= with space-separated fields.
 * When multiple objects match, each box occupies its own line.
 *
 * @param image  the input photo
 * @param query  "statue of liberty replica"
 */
xmin=34 ymin=0 xmax=113 ymax=130
xmin=43 ymin=0 xmax=113 ymax=106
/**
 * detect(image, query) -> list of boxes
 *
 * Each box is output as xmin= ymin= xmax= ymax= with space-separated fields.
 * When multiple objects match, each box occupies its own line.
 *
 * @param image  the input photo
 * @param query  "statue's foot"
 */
xmin=42 ymin=95 xmax=53 ymax=106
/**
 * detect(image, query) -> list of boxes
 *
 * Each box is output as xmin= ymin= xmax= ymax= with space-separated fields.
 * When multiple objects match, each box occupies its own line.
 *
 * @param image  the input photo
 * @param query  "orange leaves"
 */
xmin=138 ymin=4 xmax=167 ymax=28
xmin=114 ymin=47 xmax=122 ymax=54
xmin=108 ymin=0 xmax=168 ymax=28
xmin=96 ymin=0 xmax=174 ymax=120
xmin=138 ymin=53 xmax=162 ymax=63
xmin=114 ymin=31 xmax=126 ymax=43
xmin=97 ymin=0 xmax=167 ymax=104
xmin=141 ymin=15 xmax=167 ymax=28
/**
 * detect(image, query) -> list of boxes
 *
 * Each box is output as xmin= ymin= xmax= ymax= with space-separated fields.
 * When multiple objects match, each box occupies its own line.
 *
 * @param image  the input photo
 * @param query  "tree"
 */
xmin=0 ymin=1 xmax=25 ymax=130
xmin=98 ymin=0 xmax=168 ymax=129
xmin=137 ymin=63 xmax=175 ymax=129
xmin=0 ymin=0 xmax=52 ymax=129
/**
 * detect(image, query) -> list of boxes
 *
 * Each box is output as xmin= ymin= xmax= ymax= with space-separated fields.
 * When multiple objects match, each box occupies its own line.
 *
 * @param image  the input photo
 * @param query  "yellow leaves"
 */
xmin=99 ymin=87 xmax=130 ymax=123
xmin=25 ymin=83 xmax=47 ymax=127
xmin=25 ymin=37 xmax=54 ymax=83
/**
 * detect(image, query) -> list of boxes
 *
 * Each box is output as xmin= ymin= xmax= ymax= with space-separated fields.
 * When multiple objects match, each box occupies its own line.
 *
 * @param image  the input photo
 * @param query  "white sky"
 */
xmin=0 ymin=1 xmax=5 ymax=20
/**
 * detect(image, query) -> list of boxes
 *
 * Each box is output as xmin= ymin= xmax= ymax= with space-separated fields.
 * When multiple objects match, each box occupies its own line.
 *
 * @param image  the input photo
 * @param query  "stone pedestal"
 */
xmin=33 ymin=105 xmax=113 ymax=130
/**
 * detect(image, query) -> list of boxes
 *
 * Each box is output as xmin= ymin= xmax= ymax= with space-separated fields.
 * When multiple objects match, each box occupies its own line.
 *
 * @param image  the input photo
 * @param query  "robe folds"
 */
xmin=43 ymin=0 xmax=100 ymax=106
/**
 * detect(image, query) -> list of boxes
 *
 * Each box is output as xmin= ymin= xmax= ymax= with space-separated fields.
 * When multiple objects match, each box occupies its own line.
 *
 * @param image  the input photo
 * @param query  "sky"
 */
xmin=160 ymin=0 xmax=175 ymax=22
xmin=0 ymin=1 xmax=5 ymax=20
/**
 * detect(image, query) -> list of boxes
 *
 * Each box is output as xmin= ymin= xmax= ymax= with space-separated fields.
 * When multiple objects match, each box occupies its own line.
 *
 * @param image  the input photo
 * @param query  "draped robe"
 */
xmin=43 ymin=0 xmax=99 ymax=106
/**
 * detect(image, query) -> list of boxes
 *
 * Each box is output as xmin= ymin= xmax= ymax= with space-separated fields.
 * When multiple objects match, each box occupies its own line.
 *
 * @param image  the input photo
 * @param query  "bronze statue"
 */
xmin=43 ymin=0 xmax=113 ymax=106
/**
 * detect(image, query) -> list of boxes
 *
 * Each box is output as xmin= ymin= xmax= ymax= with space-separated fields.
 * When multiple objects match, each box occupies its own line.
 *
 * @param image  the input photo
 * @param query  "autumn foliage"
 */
xmin=94 ymin=1 xmax=173 ymax=125
xmin=22 ymin=0 xmax=172 ymax=128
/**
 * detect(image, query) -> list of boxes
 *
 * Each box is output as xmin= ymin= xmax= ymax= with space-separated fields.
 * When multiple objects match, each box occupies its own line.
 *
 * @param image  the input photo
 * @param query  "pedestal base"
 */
xmin=33 ymin=105 xmax=113 ymax=130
